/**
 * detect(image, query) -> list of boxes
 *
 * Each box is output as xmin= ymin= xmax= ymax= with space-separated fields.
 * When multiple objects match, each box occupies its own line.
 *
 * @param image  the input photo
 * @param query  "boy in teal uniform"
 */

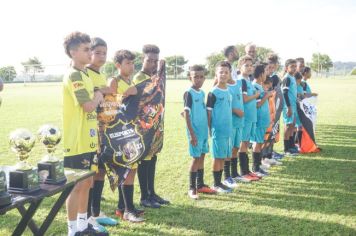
xmin=282 ymin=59 xmax=298 ymax=154
xmin=238 ymin=56 xmax=261 ymax=181
xmin=251 ymin=64 xmax=272 ymax=176
xmin=184 ymin=65 xmax=216 ymax=199
xmin=86 ymin=37 xmax=117 ymax=230
xmin=301 ymin=66 xmax=318 ymax=97
xmin=207 ymin=61 xmax=233 ymax=193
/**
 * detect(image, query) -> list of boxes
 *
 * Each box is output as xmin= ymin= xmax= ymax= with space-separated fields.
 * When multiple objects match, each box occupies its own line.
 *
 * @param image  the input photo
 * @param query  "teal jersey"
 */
xmin=297 ymin=83 xmax=305 ymax=99
xmin=282 ymin=73 xmax=297 ymax=108
xmin=207 ymin=87 xmax=232 ymax=138
xmin=253 ymin=82 xmax=270 ymax=128
xmin=228 ymin=79 xmax=244 ymax=128
xmin=302 ymin=79 xmax=312 ymax=94
xmin=183 ymin=88 xmax=208 ymax=140
xmin=239 ymin=75 xmax=257 ymax=122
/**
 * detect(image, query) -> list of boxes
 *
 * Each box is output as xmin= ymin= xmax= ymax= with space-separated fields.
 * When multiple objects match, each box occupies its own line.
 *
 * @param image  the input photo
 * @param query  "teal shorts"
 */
xmin=212 ymin=137 xmax=232 ymax=159
xmin=189 ymin=138 xmax=209 ymax=158
xmin=232 ymin=127 xmax=243 ymax=148
xmin=251 ymin=127 xmax=268 ymax=144
xmin=283 ymin=106 xmax=297 ymax=125
xmin=242 ymin=121 xmax=256 ymax=142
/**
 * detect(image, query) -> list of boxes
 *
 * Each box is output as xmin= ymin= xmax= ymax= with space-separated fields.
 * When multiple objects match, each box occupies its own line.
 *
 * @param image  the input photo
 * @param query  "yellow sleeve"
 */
xmin=69 ymin=71 xmax=91 ymax=105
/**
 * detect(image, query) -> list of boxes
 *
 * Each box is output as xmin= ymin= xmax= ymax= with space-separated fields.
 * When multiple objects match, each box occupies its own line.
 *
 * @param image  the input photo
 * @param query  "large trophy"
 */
xmin=8 ymin=129 xmax=40 ymax=193
xmin=0 ymin=168 xmax=11 ymax=207
xmin=37 ymin=125 xmax=66 ymax=184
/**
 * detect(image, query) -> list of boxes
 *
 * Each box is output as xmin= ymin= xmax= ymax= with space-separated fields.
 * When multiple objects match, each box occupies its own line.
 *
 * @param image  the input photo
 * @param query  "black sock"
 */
xmin=197 ymin=169 xmax=204 ymax=188
xmin=230 ymin=158 xmax=238 ymax=178
xmin=122 ymin=185 xmax=135 ymax=212
xmin=117 ymin=184 xmax=125 ymax=210
xmin=297 ymin=130 xmax=303 ymax=146
xmin=147 ymin=155 xmax=157 ymax=197
xmin=213 ymin=171 xmax=220 ymax=186
xmin=189 ymin=171 xmax=197 ymax=190
xmin=137 ymin=161 xmax=149 ymax=200
xmin=91 ymin=180 xmax=104 ymax=217
xmin=289 ymin=136 xmax=295 ymax=148
xmin=252 ymin=152 xmax=261 ymax=172
xmin=223 ymin=160 xmax=231 ymax=179
xmin=246 ymin=153 xmax=250 ymax=173
xmin=87 ymin=188 xmax=93 ymax=218
xmin=284 ymin=139 xmax=289 ymax=152
xmin=239 ymin=152 xmax=249 ymax=175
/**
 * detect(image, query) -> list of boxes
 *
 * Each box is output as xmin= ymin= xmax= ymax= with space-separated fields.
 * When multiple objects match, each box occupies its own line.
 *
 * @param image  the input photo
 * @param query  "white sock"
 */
xmin=67 ymin=220 xmax=77 ymax=236
xmin=77 ymin=212 xmax=88 ymax=231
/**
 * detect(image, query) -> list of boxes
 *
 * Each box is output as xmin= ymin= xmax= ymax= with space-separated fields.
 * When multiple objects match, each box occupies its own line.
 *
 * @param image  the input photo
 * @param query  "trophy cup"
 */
xmin=37 ymin=125 xmax=66 ymax=184
xmin=8 ymin=129 xmax=40 ymax=193
xmin=0 ymin=169 xmax=11 ymax=207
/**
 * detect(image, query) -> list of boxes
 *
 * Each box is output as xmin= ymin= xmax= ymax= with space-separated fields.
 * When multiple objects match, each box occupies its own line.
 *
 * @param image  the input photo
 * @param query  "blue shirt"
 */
xmin=207 ymin=87 xmax=232 ymax=139
xmin=297 ymin=83 xmax=305 ymax=100
xmin=282 ymin=73 xmax=297 ymax=108
xmin=253 ymin=82 xmax=270 ymax=128
xmin=239 ymin=75 xmax=257 ymax=122
xmin=228 ymin=79 xmax=244 ymax=128
xmin=183 ymin=88 xmax=208 ymax=140
xmin=302 ymin=79 xmax=312 ymax=94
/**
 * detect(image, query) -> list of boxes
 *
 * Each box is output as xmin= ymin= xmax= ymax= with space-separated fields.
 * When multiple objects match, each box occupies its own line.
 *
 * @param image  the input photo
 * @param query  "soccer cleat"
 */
xmin=223 ymin=177 xmax=238 ymax=188
xmin=150 ymin=194 xmax=170 ymax=205
xmin=233 ymin=175 xmax=252 ymax=183
xmin=87 ymin=218 xmax=108 ymax=233
xmin=123 ymin=211 xmax=145 ymax=223
xmin=212 ymin=184 xmax=232 ymax=193
xmin=242 ymin=174 xmax=260 ymax=181
xmin=272 ymin=151 xmax=284 ymax=159
xmin=258 ymin=168 xmax=269 ymax=176
xmin=94 ymin=212 xmax=118 ymax=226
xmin=197 ymin=185 xmax=217 ymax=194
xmin=140 ymin=199 xmax=161 ymax=208
xmin=188 ymin=189 xmax=199 ymax=200
xmin=74 ymin=223 xmax=109 ymax=236
xmin=116 ymin=208 xmax=144 ymax=219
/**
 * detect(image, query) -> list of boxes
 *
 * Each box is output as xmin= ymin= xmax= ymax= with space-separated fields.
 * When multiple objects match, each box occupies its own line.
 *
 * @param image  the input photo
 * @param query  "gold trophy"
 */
xmin=0 ymin=168 xmax=11 ymax=207
xmin=8 ymin=128 xmax=40 ymax=193
xmin=37 ymin=125 xmax=66 ymax=185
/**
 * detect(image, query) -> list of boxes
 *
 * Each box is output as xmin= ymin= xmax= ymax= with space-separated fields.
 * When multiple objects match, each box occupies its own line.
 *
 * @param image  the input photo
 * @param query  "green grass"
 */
xmin=0 ymin=78 xmax=356 ymax=235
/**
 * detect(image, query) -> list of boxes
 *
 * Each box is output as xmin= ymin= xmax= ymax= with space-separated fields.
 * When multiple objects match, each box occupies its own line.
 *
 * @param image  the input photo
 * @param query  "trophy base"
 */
xmin=38 ymin=161 xmax=67 ymax=185
xmin=8 ymin=169 xmax=40 ymax=194
xmin=0 ymin=192 xmax=12 ymax=207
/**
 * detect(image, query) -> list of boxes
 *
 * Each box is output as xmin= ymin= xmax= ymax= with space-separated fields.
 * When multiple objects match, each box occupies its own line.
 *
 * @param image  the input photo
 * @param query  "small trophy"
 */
xmin=37 ymin=125 xmax=66 ymax=184
xmin=0 ymin=169 xmax=11 ymax=207
xmin=8 ymin=129 xmax=40 ymax=193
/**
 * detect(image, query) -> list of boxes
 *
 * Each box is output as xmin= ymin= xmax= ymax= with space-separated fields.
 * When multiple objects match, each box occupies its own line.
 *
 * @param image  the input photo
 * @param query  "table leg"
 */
xmin=12 ymin=199 xmax=43 ymax=236
xmin=17 ymin=204 xmax=39 ymax=234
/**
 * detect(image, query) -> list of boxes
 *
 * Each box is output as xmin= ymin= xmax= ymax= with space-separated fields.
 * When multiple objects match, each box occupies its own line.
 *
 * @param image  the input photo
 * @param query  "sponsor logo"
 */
xmin=90 ymin=142 xmax=97 ymax=148
xmin=194 ymin=99 xmax=199 ymax=102
xmin=90 ymin=129 xmax=96 ymax=137
xmin=109 ymin=129 xmax=135 ymax=139
xmin=87 ymin=113 xmax=97 ymax=120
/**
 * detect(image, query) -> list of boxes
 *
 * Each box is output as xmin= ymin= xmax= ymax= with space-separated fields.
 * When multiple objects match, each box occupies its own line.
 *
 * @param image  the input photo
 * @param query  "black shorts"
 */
xmin=64 ymin=152 xmax=97 ymax=170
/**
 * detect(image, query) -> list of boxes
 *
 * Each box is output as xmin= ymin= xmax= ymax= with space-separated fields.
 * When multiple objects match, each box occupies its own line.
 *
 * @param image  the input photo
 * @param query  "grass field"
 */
xmin=0 ymin=78 xmax=356 ymax=235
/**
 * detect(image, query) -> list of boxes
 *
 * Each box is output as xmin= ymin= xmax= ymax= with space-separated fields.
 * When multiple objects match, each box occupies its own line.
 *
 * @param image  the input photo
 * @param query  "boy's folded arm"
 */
xmin=232 ymin=108 xmax=244 ymax=117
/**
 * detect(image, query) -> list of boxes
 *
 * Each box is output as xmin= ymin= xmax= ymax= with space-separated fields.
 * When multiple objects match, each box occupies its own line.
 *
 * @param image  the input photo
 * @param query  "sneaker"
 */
xmin=87 ymin=217 xmax=108 ymax=233
xmin=242 ymin=174 xmax=260 ymax=181
xmin=272 ymin=151 xmax=284 ymax=159
xmin=269 ymin=158 xmax=282 ymax=166
xmin=197 ymin=185 xmax=217 ymax=194
xmin=94 ymin=212 xmax=118 ymax=226
xmin=140 ymin=199 xmax=161 ymax=208
xmin=233 ymin=175 xmax=251 ymax=183
xmin=259 ymin=168 xmax=269 ymax=175
xmin=223 ymin=177 xmax=238 ymax=188
xmin=150 ymin=194 xmax=170 ymax=205
xmin=284 ymin=150 xmax=298 ymax=156
xmin=248 ymin=172 xmax=262 ymax=180
xmin=212 ymin=184 xmax=232 ymax=193
xmin=75 ymin=223 xmax=109 ymax=236
xmin=123 ymin=211 xmax=145 ymax=223
xmin=188 ymin=189 xmax=199 ymax=200
xmin=116 ymin=208 xmax=144 ymax=219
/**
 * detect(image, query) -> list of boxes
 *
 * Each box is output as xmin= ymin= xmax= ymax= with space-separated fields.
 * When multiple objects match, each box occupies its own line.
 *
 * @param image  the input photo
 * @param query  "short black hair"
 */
xmin=285 ymin=59 xmax=297 ymax=67
xmin=301 ymin=66 xmax=311 ymax=75
xmin=296 ymin=57 xmax=305 ymax=63
xmin=188 ymin=64 xmax=206 ymax=77
xmin=223 ymin=45 xmax=236 ymax=58
xmin=295 ymin=72 xmax=303 ymax=80
xmin=264 ymin=77 xmax=273 ymax=84
xmin=254 ymin=63 xmax=266 ymax=78
xmin=215 ymin=61 xmax=231 ymax=71
xmin=113 ymin=50 xmax=136 ymax=64
xmin=63 ymin=31 xmax=91 ymax=58
xmin=142 ymin=44 xmax=160 ymax=54
xmin=90 ymin=37 xmax=107 ymax=50
xmin=267 ymin=53 xmax=279 ymax=64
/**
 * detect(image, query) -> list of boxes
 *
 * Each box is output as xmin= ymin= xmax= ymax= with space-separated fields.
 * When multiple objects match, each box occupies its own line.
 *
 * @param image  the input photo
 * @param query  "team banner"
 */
xmin=297 ymin=96 xmax=320 ymax=153
xmin=97 ymin=61 xmax=166 ymax=190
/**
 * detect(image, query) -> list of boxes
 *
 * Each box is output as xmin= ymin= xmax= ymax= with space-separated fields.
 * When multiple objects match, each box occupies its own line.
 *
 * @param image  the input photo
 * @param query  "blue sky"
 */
xmin=0 ymin=0 xmax=355 ymax=72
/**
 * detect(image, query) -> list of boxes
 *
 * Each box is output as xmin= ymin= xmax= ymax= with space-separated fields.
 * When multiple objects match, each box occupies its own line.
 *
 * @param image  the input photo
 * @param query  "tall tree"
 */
xmin=164 ymin=55 xmax=188 ymax=78
xmin=0 ymin=66 xmax=17 ymax=82
xmin=310 ymin=53 xmax=333 ymax=73
xmin=21 ymin=57 xmax=44 ymax=81
xmin=134 ymin=51 xmax=143 ymax=72
xmin=101 ymin=61 xmax=117 ymax=78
